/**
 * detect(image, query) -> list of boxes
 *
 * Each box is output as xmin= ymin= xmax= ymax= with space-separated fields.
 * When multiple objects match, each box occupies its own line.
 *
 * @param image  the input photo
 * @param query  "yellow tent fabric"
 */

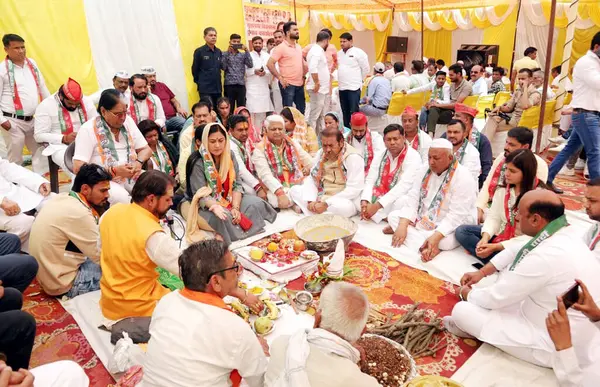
xmin=481 ymin=6 xmax=518 ymax=69
xmin=172 ymin=0 xmax=247 ymax=107
xmin=424 ymin=30 xmax=452 ymax=65
xmin=571 ymin=26 xmax=600 ymax=69
xmin=0 ymin=0 xmax=98 ymax=94
xmin=298 ymin=9 xmax=311 ymax=47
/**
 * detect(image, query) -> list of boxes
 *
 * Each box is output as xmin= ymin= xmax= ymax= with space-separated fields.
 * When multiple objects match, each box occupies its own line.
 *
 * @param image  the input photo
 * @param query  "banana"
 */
xmin=263 ymin=300 xmax=280 ymax=320
xmin=230 ymin=300 xmax=250 ymax=322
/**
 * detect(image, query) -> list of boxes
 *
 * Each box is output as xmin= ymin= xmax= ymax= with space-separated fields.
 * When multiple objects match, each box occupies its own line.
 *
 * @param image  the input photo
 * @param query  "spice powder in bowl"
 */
xmin=356 ymin=336 xmax=413 ymax=385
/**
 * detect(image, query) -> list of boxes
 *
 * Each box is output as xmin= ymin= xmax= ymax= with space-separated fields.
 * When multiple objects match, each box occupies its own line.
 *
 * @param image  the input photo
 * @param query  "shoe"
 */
xmin=575 ymin=158 xmax=586 ymax=170
xmin=549 ymin=135 xmax=567 ymax=145
xmin=584 ymin=163 xmax=589 ymax=179
xmin=549 ymin=143 xmax=566 ymax=153
xmin=558 ymin=166 xmax=575 ymax=176
xmin=443 ymin=316 xmax=475 ymax=339
xmin=547 ymin=182 xmax=564 ymax=194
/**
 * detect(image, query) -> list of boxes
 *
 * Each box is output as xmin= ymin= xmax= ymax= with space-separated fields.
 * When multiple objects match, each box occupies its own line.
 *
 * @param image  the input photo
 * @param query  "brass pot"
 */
xmin=294 ymin=214 xmax=358 ymax=252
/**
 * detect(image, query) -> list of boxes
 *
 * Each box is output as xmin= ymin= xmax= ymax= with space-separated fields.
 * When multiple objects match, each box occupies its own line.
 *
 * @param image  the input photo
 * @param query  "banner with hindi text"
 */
xmin=243 ymin=3 xmax=292 ymax=42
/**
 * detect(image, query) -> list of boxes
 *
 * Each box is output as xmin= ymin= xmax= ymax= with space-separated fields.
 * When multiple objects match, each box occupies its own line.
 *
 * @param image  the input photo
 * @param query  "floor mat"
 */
xmin=250 ymin=230 xmax=481 ymax=378
xmin=554 ymin=173 xmax=587 ymax=212
xmin=23 ymin=282 xmax=114 ymax=386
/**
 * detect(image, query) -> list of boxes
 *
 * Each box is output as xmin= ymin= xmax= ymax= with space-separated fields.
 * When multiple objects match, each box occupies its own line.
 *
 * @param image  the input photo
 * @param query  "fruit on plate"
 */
xmin=267 ymin=242 xmax=279 ymax=253
xmin=270 ymin=233 xmax=283 ymax=243
xmin=249 ymin=286 xmax=264 ymax=295
xmin=262 ymin=300 xmax=280 ymax=320
xmin=254 ymin=316 xmax=274 ymax=335
xmin=230 ymin=300 xmax=250 ymax=322
xmin=249 ymin=248 xmax=264 ymax=261
xmin=293 ymin=240 xmax=306 ymax=252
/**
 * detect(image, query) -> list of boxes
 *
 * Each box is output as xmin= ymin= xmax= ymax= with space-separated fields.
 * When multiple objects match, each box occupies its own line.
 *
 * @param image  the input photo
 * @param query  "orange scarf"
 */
xmin=179 ymin=288 xmax=242 ymax=387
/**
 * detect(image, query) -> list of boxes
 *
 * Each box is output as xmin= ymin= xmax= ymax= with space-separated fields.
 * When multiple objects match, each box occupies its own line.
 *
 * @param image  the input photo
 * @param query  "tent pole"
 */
xmin=535 ymin=0 xmax=557 ymax=154
xmin=509 ymin=0 xmax=524 ymax=92
xmin=293 ymin=0 xmax=297 ymax=21
xmin=420 ymin=0 xmax=424 ymax=61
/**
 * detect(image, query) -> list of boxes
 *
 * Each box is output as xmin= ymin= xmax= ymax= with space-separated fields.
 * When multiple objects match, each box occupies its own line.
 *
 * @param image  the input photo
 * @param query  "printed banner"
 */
xmin=243 ymin=3 xmax=292 ymax=42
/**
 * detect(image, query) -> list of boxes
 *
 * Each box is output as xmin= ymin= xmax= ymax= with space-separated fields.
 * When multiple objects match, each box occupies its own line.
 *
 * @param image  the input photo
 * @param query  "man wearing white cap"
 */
xmin=387 ymin=138 xmax=477 ymax=261
xmin=128 ymin=74 xmax=166 ymax=128
xmin=359 ymin=62 xmax=392 ymax=118
xmin=90 ymin=70 xmax=130 ymax=105
xmin=34 ymin=78 xmax=97 ymax=173
xmin=142 ymin=66 xmax=188 ymax=134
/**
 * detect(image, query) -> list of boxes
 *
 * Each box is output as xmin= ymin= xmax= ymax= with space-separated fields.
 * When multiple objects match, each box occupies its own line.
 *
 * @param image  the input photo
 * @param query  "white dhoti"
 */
xmin=265 ymin=185 xmax=299 ymax=209
xmin=387 ymin=211 xmax=460 ymax=251
xmin=30 ymin=360 xmax=89 ymax=387
xmin=0 ymin=187 xmax=50 ymax=251
xmin=109 ymin=180 xmax=134 ymax=205
xmin=356 ymin=197 xmax=408 ymax=224
xmin=290 ymin=183 xmax=357 ymax=218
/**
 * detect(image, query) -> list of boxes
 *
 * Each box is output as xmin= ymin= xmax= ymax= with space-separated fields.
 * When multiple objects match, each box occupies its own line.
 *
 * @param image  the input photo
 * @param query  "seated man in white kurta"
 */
xmin=90 ymin=70 xmax=130 ymax=104
xmin=73 ymin=89 xmax=152 ymax=204
xmin=291 ymin=128 xmax=364 ymax=218
xmin=127 ymin=74 xmax=166 ymax=128
xmin=446 ymin=119 xmax=481 ymax=184
xmin=584 ymin=179 xmax=600 ymax=261
xmin=344 ymin=112 xmax=384 ymax=176
xmin=445 ymin=190 xmax=600 ymax=370
xmin=227 ymin=114 xmax=264 ymax=198
xmin=34 ymin=78 xmax=97 ymax=173
xmin=387 ymin=139 xmax=477 ymax=261
xmin=359 ymin=123 xmax=422 ymax=224
xmin=402 ymin=106 xmax=431 ymax=164
xmin=0 ymin=156 xmax=51 ymax=248
xmin=252 ymin=115 xmax=313 ymax=209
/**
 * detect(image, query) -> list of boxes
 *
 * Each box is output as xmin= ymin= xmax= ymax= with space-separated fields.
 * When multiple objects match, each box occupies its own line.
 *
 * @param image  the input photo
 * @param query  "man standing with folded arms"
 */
xmin=1 ymin=34 xmax=50 ymax=168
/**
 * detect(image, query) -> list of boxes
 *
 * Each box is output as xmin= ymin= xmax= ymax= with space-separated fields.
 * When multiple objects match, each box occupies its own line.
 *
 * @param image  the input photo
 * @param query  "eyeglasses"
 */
xmin=206 ymin=260 xmax=241 ymax=282
xmin=108 ymin=110 xmax=127 ymax=118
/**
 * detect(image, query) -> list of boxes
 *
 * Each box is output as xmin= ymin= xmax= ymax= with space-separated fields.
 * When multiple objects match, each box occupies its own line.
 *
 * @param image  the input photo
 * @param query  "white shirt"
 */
xmin=480 ymin=228 xmax=600 ymax=367
xmin=471 ymin=77 xmax=488 ymax=96
xmin=438 ymin=66 xmax=449 ymax=75
xmin=409 ymin=73 xmax=430 ymax=89
xmin=407 ymin=130 xmax=432 ymax=164
xmin=552 ymin=325 xmax=600 ymax=387
xmin=408 ymin=81 xmax=451 ymax=104
xmin=391 ymin=73 xmax=412 ymax=93
xmin=129 ymin=93 xmax=166 ymax=128
xmin=346 ymin=131 xmax=385 ymax=173
xmin=302 ymin=150 xmax=364 ymax=205
xmin=398 ymin=163 xmax=477 ymax=236
xmin=231 ymin=140 xmax=260 ymax=190
xmin=0 ymin=156 xmax=47 ymax=212
xmin=571 ymin=50 xmax=600 ymax=112
xmin=551 ymin=76 xmax=573 ymax=92
xmin=73 ymin=116 xmax=147 ymax=167
xmin=481 ymin=187 xmax=515 ymax=237
xmin=246 ymin=50 xmax=273 ymax=114
xmin=455 ymin=141 xmax=481 ymax=184
xmin=337 ymin=47 xmax=369 ymax=91
xmin=34 ymin=93 xmax=97 ymax=145
xmin=306 ymin=44 xmax=330 ymax=95
xmin=142 ymin=291 xmax=268 ymax=387
xmin=361 ymin=146 xmax=422 ymax=208
xmin=0 ymin=58 xmax=50 ymax=124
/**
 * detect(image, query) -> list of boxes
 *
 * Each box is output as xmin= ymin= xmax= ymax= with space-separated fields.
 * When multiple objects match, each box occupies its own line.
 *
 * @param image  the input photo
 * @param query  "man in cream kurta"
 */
xmin=344 ymin=112 xmax=384 ymax=175
xmin=0 ymin=155 xmax=50 ymax=248
xmin=447 ymin=190 xmax=600 ymax=370
xmin=228 ymin=114 xmax=262 ymax=196
xmin=359 ymin=124 xmax=422 ymax=224
xmin=388 ymin=139 xmax=477 ymax=260
xmin=34 ymin=78 xmax=97 ymax=173
xmin=252 ymin=115 xmax=313 ymax=209
xmin=291 ymin=128 xmax=364 ymax=218
xmin=446 ymin=120 xmax=481 ymax=184
xmin=177 ymin=101 xmax=213 ymax=191
xmin=128 ymin=74 xmax=166 ymax=128
xmin=245 ymin=37 xmax=273 ymax=128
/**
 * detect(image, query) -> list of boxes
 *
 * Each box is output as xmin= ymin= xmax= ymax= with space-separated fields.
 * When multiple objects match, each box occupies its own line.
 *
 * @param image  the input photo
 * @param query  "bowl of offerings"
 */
xmin=357 ymin=334 xmax=418 ymax=385
xmin=294 ymin=214 xmax=357 ymax=252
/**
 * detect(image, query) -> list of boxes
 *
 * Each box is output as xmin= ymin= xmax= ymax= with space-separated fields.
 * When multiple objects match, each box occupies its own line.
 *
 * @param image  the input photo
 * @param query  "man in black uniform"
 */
xmin=192 ymin=27 xmax=223 ymax=106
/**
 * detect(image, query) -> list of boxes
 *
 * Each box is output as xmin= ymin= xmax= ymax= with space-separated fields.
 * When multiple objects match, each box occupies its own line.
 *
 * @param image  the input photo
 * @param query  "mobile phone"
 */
xmin=232 ymin=43 xmax=243 ymax=50
xmin=562 ymin=283 xmax=580 ymax=309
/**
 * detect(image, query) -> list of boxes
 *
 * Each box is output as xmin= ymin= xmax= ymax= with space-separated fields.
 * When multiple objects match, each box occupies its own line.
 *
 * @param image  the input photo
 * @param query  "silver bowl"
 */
xmin=294 ymin=214 xmax=357 ymax=252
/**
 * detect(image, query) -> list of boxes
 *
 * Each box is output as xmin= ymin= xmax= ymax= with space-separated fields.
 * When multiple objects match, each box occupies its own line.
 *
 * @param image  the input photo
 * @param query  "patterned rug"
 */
xmin=250 ymin=230 xmax=481 ymax=378
xmin=554 ymin=173 xmax=587 ymax=212
xmin=23 ymin=282 xmax=114 ymax=386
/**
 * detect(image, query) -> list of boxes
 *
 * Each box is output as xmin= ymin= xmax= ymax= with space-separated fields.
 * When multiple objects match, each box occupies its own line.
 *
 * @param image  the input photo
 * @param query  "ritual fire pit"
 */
xmin=294 ymin=214 xmax=357 ymax=253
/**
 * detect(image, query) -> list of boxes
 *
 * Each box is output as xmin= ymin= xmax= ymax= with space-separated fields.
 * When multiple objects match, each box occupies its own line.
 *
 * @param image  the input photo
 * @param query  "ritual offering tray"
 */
xmin=294 ymin=214 xmax=357 ymax=252
xmin=357 ymin=334 xmax=418 ymax=385
xmin=234 ymin=233 xmax=320 ymax=282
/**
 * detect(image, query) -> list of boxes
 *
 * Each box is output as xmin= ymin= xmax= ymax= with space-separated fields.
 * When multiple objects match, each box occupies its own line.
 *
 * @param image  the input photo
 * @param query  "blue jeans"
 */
xmin=339 ymin=89 xmax=361 ymax=128
xmin=279 ymin=83 xmax=305 ymax=114
xmin=165 ymin=116 xmax=186 ymax=133
xmin=419 ymin=106 xmax=429 ymax=130
xmin=0 ymin=233 xmax=38 ymax=293
xmin=455 ymin=224 xmax=497 ymax=263
xmin=549 ymin=111 xmax=600 ymax=183
xmin=66 ymin=258 xmax=102 ymax=298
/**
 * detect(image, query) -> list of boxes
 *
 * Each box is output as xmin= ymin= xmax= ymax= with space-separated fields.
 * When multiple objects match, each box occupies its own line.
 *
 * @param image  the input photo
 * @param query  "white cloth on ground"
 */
xmin=30 ymin=360 xmax=90 ymax=387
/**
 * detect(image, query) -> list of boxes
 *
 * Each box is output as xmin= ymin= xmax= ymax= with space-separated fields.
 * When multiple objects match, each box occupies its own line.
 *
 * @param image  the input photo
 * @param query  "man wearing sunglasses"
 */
xmin=143 ymin=239 xmax=269 ymax=387
xmin=469 ymin=65 xmax=488 ymax=96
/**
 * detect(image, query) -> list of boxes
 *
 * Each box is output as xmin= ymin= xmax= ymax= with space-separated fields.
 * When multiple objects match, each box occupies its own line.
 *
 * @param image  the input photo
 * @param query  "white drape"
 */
xmin=83 ymin=0 xmax=189 ymax=110
xmin=515 ymin=5 xmax=558 ymax=71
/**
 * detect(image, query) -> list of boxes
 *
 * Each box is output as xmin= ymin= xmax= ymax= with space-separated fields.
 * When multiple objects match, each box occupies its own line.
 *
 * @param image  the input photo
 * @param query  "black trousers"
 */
xmin=224 ymin=85 xmax=246 ymax=110
xmin=0 ymin=233 xmax=38 ymax=293
xmin=339 ymin=89 xmax=361 ymax=128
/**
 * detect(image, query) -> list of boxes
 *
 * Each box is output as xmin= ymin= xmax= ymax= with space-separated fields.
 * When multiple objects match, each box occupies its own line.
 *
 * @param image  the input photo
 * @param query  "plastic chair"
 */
xmin=564 ymin=93 xmax=572 ymax=106
xmin=476 ymin=95 xmax=495 ymax=119
xmin=494 ymin=91 xmax=511 ymax=108
xmin=462 ymin=95 xmax=479 ymax=108
xmin=517 ymin=105 xmax=541 ymax=129
xmin=64 ymin=142 xmax=76 ymax=174
xmin=387 ymin=92 xmax=408 ymax=116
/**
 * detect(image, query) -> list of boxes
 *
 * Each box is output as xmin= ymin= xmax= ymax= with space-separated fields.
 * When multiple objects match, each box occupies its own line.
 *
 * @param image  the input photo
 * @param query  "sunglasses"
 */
xmin=206 ymin=259 xmax=241 ymax=282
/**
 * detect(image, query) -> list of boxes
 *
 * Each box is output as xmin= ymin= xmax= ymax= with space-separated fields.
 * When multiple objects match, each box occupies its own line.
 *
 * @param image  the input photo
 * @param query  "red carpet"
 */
xmin=253 ymin=231 xmax=481 ymax=378
xmin=554 ymin=173 xmax=587 ymax=212
xmin=23 ymin=283 xmax=114 ymax=386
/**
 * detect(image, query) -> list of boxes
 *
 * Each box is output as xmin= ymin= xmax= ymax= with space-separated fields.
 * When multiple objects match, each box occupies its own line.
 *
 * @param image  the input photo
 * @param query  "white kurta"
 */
xmin=0 ymin=58 xmax=50 ymax=119
xmin=454 ymin=228 xmax=600 ymax=369
xmin=407 ymin=130 xmax=432 ymax=164
xmin=360 ymin=146 xmax=422 ymax=223
xmin=34 ymin=93 xmax=97 ymax=170
xmin=345 ymin=131 xmax=385 ymax=174
xmin=552 ymin=324 xmax=600 ymax=387
xmin=142 ymin=291 xmax=268 ymax=387
xmin=231 ymin=140 xmax=260 ymax=194
xmin=291 ymin=150 xmax=364 ymax=218
xmin=246 ymin=50 xmax=273 ymax=114
xmin=129 ymin=93 xmax=166 ymax=128
xmin=455 ymin=141 xmax=481 ymax=185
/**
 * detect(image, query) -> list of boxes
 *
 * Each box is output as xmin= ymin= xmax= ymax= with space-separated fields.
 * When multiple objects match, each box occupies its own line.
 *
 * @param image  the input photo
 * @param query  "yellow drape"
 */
xmin=298 ymin=9 xmax=311 ymax=48
xmin=172 ymin=0 xmax=247 ymax=107
xmin=552 ymin=27 xmax=566 ymax=69
xmin=423 ymin=30 xmax=452 ymax=65
xmin=571 ymin=26 xmax=600 ymax=69
xmin=0 ymin=0 xmax=98 ymax=94
xmin=482 ymin=6 xmax=518 ymax=69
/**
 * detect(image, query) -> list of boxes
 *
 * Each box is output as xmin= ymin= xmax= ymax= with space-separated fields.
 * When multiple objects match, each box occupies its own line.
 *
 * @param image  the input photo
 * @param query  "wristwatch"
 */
xmin=136 ymin=158 xmax=145 ymax=165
